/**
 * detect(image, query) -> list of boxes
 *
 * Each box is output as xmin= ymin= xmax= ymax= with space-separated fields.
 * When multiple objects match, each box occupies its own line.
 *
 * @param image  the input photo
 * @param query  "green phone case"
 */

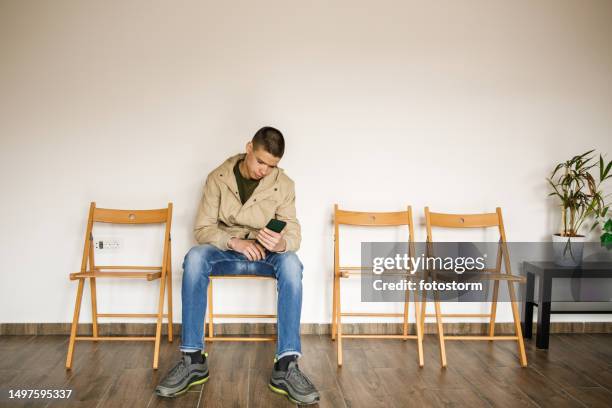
xmin=266 ymin=219 xmax=287 ymax=233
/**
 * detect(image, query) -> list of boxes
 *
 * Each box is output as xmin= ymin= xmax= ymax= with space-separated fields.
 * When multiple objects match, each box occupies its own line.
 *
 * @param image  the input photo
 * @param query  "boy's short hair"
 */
xmin=252 ymin=126 xmax=285 ymax=158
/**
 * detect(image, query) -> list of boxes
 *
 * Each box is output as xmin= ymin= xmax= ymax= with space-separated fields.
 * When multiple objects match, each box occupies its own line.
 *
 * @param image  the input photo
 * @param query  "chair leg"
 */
xmin=336 ymin=278 xmax=343 ymax=366
xmin=331 ymin=273 xmax=338 ymax=340
xmin=207 ymin=281 xmax=214 ymax=338
xmin=402 ymin=289 xmax=409 ymax=340
xmin=66 ymin=278 xmax=85 ymax=369
xmin=414 ymin=291 xmax=424 ymax=367
xmin=153 ymin=272 xmax=167 ymax=370
xmin=420 ymin=270 xmax=429 ymax=335
xmin=90 ymin=278 xmax=99 ymax=339
xmin=434 ymin=294 xmax=447 ymax=368
xmin=507 ymin=280 xmax=528 ymax=367
xmin=488 ymin=280 xmax=499 ymax=338
xmin=420 ymin=287 xmax=427 ymax=336
xmin=167 ymin=268 xmax=174 ymax=342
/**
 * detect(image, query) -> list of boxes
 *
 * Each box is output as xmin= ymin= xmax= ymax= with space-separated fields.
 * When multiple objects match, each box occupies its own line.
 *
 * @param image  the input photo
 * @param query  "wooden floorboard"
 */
xmin=0 ymin=334 xmax=610 ymax=407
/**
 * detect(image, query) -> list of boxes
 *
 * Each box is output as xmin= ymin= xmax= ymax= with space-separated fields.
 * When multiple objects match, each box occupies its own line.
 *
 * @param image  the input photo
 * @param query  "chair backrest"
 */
xmin=424 ymin=206 xmax=510 ymax=273
xmin=333 ymin=204 xmax=415 ymax=271
xmin=93 ymin=207 xmax=170 ymax=224
xmin=79 ymin=202 xmax=173 ymax=273
xmin=335 ymin=208 xmax=412 ymax=226
xmin=424 ymin=206 xmax=506 ymax=241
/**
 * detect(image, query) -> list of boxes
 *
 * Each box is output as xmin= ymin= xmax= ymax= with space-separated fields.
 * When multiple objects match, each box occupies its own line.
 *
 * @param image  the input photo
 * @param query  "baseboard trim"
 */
xmin=1 ymin=322 xmax=610 ymax=336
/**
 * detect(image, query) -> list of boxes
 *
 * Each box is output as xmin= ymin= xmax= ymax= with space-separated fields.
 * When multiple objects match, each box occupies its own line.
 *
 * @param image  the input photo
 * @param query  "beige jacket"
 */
xmin=194 ymin=153 xmax=301 ymax=252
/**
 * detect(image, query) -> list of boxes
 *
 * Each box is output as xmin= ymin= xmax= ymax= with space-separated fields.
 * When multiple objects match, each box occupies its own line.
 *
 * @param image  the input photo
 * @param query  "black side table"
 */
xmin=522 ymin=261 xmax=612 ymax=349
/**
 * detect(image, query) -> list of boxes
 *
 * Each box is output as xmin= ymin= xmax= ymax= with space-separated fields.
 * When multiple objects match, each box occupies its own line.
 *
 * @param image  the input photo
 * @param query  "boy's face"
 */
xmin=243 ymin=141 xmax=281 ymax=180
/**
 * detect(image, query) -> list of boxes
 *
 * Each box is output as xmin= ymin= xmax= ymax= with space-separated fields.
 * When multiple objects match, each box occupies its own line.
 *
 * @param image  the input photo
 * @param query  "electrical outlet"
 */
xmin=94 ymin=237 xmax=122 ymax=251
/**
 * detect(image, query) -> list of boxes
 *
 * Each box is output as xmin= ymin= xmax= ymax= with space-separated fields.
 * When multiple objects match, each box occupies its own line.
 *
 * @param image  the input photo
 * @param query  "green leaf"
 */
xmin=603 ymin=160 xmax=612 ymax=181
xmin=551 ymin=162 xmax=565 ymax=178
xmin=547 ymin=179 xmax=564 ymax=200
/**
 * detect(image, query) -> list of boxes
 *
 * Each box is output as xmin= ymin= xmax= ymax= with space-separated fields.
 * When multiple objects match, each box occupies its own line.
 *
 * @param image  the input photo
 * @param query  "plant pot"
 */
xmin=552 ymin=234 xmax=585 ymax=267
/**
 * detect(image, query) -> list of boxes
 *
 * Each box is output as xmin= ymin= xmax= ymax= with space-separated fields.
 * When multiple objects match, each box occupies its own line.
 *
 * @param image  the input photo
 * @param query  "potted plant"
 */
xmin=547 ymin=150 xmax=611 ymax=266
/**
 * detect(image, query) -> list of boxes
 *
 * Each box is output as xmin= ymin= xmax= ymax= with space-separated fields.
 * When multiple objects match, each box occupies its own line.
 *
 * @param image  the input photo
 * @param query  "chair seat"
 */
xmin=429 ymin=270 xmax=526 ymax=283
xmin=70 ymin=271 xmax=162 ymax=281
xmin=209 ymin=274 xmax=276 ymax=280
xmin=338 ymin=266 xmax=411 ymax=278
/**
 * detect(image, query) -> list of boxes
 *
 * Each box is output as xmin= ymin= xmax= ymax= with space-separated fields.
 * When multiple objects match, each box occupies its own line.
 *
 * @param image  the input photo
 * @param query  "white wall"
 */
xmin=1 ymin=0 xmax=611 ymax=325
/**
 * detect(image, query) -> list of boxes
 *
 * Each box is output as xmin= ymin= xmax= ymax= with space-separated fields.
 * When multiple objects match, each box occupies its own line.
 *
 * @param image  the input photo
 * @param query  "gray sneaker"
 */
xmin=155 ymin=354 xmax=209 ymax=398
xmin=269 ymin=360 xmax=320 ymax=405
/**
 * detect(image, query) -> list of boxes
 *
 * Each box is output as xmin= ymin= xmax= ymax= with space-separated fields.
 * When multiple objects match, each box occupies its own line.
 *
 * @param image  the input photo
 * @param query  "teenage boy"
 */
xmin=155 ymin=127 xmax=319 ymax=405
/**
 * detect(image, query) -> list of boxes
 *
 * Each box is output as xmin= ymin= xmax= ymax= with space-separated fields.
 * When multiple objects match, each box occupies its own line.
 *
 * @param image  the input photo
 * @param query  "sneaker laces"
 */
xmin=165 ymin=356 xmax=189 ymax=383
xmin=286 ymin=362 xmax=316 ymax=391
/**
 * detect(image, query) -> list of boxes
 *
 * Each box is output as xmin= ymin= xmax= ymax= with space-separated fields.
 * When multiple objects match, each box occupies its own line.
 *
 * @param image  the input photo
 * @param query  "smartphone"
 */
xmin=266 ymin=219 xmax=287 ymax=233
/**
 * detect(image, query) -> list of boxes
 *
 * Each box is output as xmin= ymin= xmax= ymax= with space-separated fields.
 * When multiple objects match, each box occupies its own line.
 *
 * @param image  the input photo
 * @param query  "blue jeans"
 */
xmin=180 ymin=244 xmax=303 ymax=359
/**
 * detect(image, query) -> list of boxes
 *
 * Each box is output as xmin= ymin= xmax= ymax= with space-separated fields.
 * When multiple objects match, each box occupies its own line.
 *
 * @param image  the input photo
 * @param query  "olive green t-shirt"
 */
xmin=233 ymin=159 xmax=260 ymax=204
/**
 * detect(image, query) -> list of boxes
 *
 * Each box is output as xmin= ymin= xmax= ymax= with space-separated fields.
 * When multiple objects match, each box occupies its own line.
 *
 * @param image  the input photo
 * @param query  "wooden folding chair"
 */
xmin=66 ymin=202 xmax=173 ymax=370
xmin=205 ymin=275 xmax=277 ymax=342
xmin=421 ymin=207 xmax=527 ymax=368
xmin=332 ymin=204 xmax=424 ymax=367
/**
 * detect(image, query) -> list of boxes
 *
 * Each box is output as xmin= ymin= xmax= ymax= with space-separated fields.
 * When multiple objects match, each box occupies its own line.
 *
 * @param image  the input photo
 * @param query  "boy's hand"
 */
xmin=256 ymin=227 xmax=286 ymax=253
xmin=228 ymin=238 xmax=267 ymax=261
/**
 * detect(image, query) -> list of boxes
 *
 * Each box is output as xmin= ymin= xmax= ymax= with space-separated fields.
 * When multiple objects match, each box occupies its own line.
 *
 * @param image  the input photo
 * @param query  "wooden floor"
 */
xmin=0 ymin=334 xmax=611 ymax=407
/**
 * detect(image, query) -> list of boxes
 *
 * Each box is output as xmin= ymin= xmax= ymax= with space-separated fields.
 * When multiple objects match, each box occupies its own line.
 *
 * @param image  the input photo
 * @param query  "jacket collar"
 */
xmin=215 ymin=153 xmax=282 ymax=208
